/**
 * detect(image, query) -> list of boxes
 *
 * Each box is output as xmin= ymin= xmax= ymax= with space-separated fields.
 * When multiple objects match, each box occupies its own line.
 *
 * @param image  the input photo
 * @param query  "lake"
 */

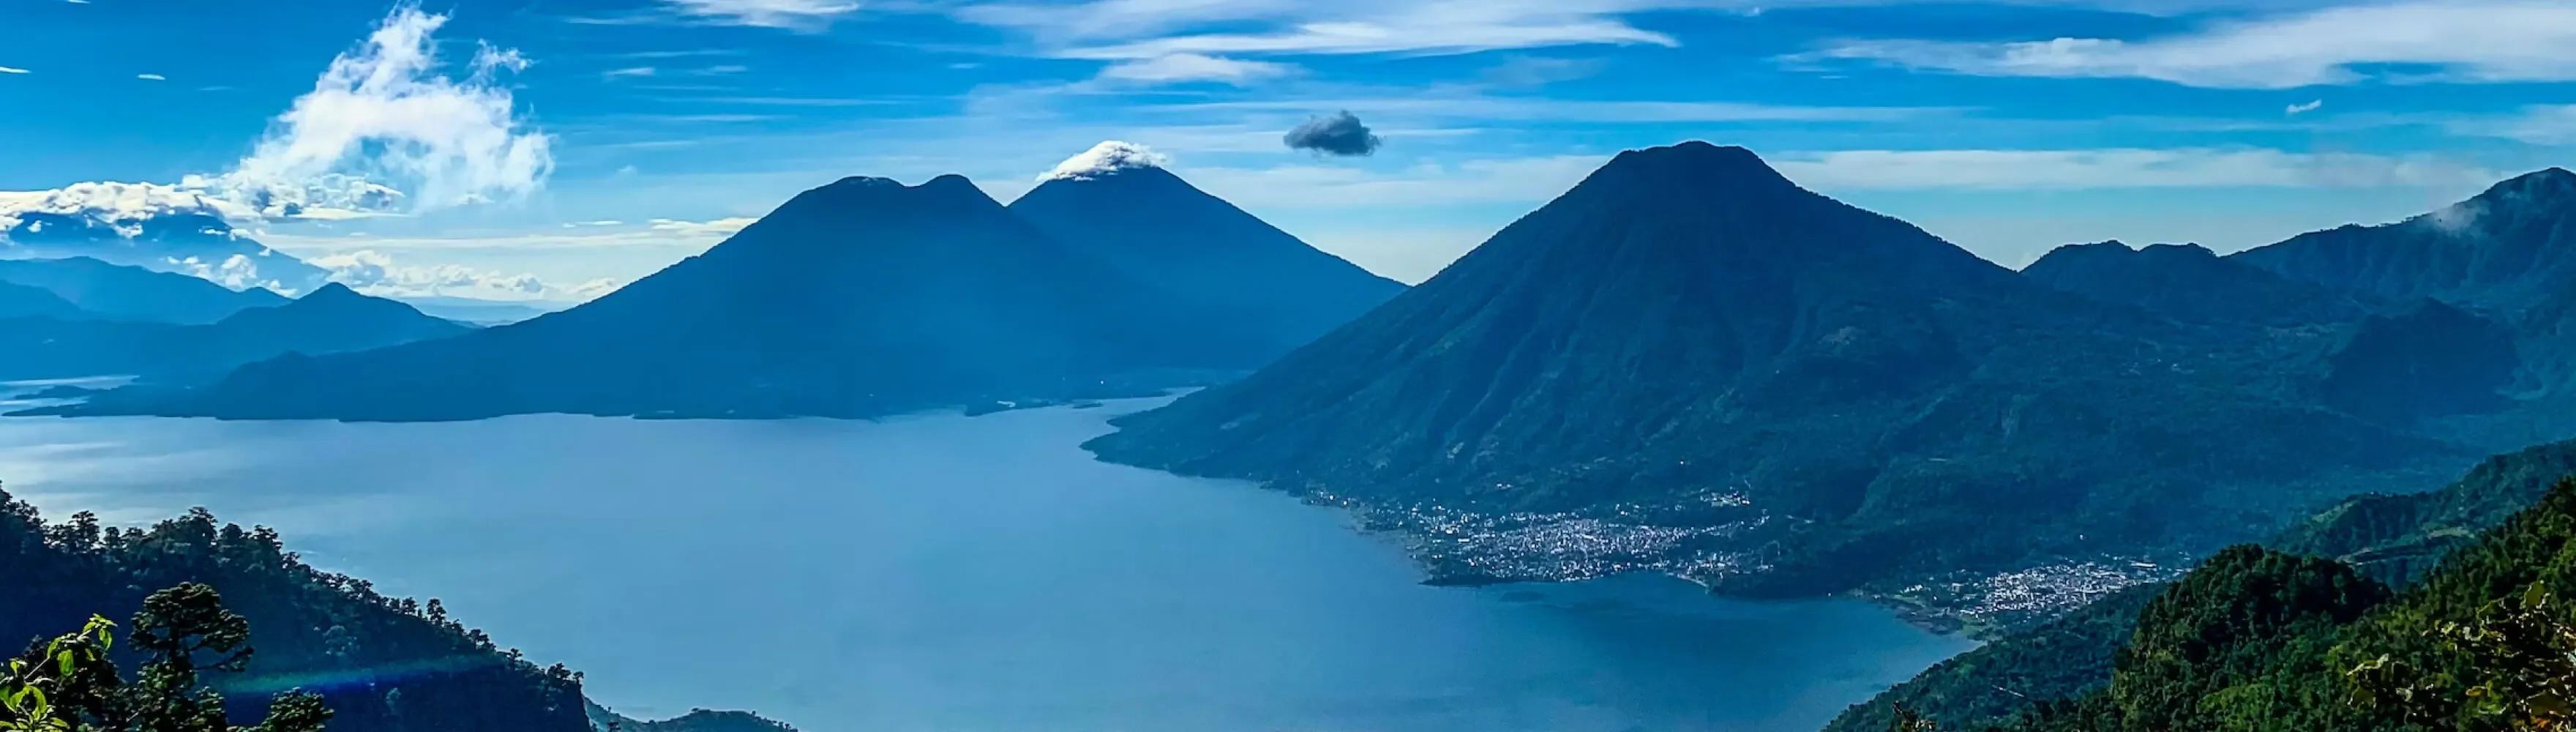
xmin=0 ymin=397 xmax=1972 ymax=731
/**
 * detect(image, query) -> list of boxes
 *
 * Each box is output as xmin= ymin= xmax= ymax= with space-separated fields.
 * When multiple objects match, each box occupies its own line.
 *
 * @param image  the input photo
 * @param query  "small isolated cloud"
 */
xmin=1041 ymin=141 xmax=1170 ymax=182
xmin=136 ymin=73 xmax=167 ymax=81
xmin=0 ymin=67 xmax=29 ymax=75
xmin=1284 ymin=111 xmax=1382 ymax=157
xmin=664 ymin=0 xmax=857 ymax=31
xmin=218 ymin=7 xmax=553 ymax=214
xmin=2285 ymin=100 xmax=2324 ymax=116
xmin=311 ymin=250 xmax=618 ymax=302
xmin=1097 ymin=53 xmax=1295 ymax=86
xmin=604 ymin=66 xmax=659 ymax=79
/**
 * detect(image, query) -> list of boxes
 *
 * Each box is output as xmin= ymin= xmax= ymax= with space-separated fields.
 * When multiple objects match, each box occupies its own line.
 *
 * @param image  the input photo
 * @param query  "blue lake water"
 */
xmin=0 ymin=398 xmax=1972 ymax=731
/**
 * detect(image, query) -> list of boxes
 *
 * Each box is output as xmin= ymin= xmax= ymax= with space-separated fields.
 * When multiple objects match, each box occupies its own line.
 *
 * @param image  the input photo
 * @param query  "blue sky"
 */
xmin=2 ymin=0 xmax=2572 ymax=298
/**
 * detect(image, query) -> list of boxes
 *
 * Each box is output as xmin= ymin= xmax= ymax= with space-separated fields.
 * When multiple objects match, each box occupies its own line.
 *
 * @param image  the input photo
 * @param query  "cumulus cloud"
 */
xmin=0 ymin=7 xmax=555 ymax=301
xmin=1040 ymin=141 xmax=1172 ymax=182
xmin=2285 ymin=100 xmax=2323 ymax=116
xmin=216 ymin=7 xmax=552 ymax=214
xmin=310 ymin=250 xmax=621 ymax=302
xmin=1802 ymin=1 xmax=2576 ymax=89
xmin=1098 ymin=53 xmax=1296 ymax=85
xmin=1284 ymin=111 xmax=1383 ymax=157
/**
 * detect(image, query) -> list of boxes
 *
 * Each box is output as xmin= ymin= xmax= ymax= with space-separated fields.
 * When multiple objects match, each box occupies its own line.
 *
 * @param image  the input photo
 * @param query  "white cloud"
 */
xmin=1040 ymin=141 xmax=1172 ymax=181
xmin=220 ymin=7 xmax=553 ymax=214
xmin=604 ymin=66 xmax=659 ymax=79
xmin=663 ymin=0 xmax=859 ymax=30
xmin=0 ymin=67 xmax=29 ymax=75
xmin=2285 ymin=100 xmax=2323 ymax=116
xmin=1146 ymin=94 xmax=1948 ymax=124
xmin=2450 ymin=104 xmax=2576 ymax=146
xmin=646 ymin=217 xmax=760 ymax=239
xmin=958 ymin=0 xmax=1700 ymax=75
xmin=1805 ymin=1 xmax=2576 ymax=89
xmin=1767 ymin=148 xmax=2503 ymax=190
xmin=310 ymin=250 xmax=618 ymax=302
xmin=0 ymin=182 xmax=252 ymax=234
xmin=1097 ymin=53 xmax=1297 ymax=85
xmin=136 ymin=73 xmax=167 ymax=81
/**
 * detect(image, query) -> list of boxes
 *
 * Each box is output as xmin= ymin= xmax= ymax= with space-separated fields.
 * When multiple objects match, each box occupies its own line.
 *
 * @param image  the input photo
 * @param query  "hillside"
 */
xmin=1845 ymin=437 xmax=2576 ymax=731
xmin=1087 ymin=141 xmax=2460 ymax=595
xmin=1953 ymin=475 xmax=2576 ymax=731
xmin=0 ymin=488 xmax=591 ymax=731
xmin=52 ymin=175 xmax=1273 ymax=421
xmin=2231 ymin=168 xmax=2576 ymax=311
xmin=1008 ymin=141 xmax=1405 ymax=356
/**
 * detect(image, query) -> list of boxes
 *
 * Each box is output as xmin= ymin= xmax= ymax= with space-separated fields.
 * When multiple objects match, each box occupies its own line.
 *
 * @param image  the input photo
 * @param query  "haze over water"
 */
xmin=0 ymin=398 xmax=1971 ymax=731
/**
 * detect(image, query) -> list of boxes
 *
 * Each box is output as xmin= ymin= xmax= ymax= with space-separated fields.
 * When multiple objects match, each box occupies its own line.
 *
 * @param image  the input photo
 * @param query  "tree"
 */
xmin=0 ymin=584 xmax=331 ymax=732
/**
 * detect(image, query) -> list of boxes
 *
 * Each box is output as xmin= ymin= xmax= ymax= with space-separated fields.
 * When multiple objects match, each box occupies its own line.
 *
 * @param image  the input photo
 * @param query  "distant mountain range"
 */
xmin=0 ymin=279 xmax=468 ymax=384
xmin=52 ymin=156 xmax=1401 ymax=420
xmin=0 ymin=256 xmax=288 ymax=324
xmin=2 ymin=198 xmax=330 ymax=294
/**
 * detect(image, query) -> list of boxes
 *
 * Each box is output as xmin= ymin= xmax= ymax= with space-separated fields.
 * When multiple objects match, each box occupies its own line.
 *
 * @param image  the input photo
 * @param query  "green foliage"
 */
xmin=1824 ymin=583 xmax=2160 ymax=732
xmin=1968 ymin=477 xmax=2576 ymax=732
xmin=0 ymin=485 xmax=590 ymax=732
xmin=0 ymin=586 xmax=331 ymax=732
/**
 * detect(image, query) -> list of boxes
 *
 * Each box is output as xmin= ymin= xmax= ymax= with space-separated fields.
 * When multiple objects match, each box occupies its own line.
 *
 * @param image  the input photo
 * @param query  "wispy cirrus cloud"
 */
xmin=1802 ymin=1 xmax=2576 ymax=89
xmin=1769 ymin=148 xmax=2503 ymax=190
xmin=1096 ymin=53 xmax=1298 ymax=85
xmin=2447 ymin=104 xmax=2576 ymax=146
xmin=667 ymin=0 xmax=859 ymax=29
xmin=954 ymin=0 xmax=1707 ymax=86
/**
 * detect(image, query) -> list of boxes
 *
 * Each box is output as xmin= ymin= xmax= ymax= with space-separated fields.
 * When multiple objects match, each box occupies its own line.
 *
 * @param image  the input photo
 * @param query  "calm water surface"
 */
xmin=0 ymin=397 xmax=1972 ymax=731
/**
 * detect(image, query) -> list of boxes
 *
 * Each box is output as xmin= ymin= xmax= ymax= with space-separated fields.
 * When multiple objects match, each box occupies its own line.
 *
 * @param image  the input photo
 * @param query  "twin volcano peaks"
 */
xmin=62 ymin=143 xmax=1405 ymax=420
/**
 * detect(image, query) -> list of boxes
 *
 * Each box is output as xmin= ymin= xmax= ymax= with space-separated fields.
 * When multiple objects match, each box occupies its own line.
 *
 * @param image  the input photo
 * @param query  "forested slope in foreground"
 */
xmin=1840 ymin=471 xmax=2576 ymax=731
xmin=1 ymin=486 xmax=781 ymax=732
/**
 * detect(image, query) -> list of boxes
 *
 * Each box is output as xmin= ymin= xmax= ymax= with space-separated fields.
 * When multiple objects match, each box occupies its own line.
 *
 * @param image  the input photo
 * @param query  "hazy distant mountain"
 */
xmin=1009 ymin=142 xmax=1404 ymax=356
xmin=0 ymin=256 xmax=285 ymax=324
xmin=57 ymin=174 xmax=1272 ymax=420
xmin=2022 ymin=241 xmax=2370 ymax=326
xmin=2231 ymin=168 xmax=2576 ymax=312
xmin=2 ymin=205 xmax=329 ymax=294
xmin=0 ymin=282 xmax=467 ymax=383
xmin=1087 ymin=141 xmax=2446 ymax=594
xmin=393 ymin=294 xmax=568 ymax=325
xmin=0 ymin=280 xmax=89 ymax=321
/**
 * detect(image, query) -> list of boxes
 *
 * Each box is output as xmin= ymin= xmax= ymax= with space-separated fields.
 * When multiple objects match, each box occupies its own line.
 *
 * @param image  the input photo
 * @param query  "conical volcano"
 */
xmin=1008 ymin=141 xmax=1404 ymax=356
xmin=1087 ymin=141 xmax=2446 ymax=593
